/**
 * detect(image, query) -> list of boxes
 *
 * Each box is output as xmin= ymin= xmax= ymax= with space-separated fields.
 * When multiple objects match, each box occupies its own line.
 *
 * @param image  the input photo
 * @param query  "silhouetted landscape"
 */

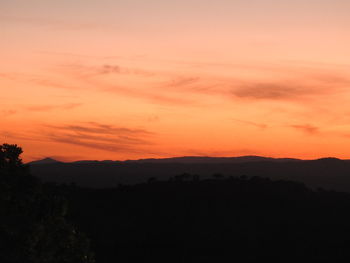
xmin=4 ymin=143 xmax=350 ymax=262
xmin=4 ymin=0 xmax=350 ymax=261
xmin=30 ymin=156 xmax=350 ymax=192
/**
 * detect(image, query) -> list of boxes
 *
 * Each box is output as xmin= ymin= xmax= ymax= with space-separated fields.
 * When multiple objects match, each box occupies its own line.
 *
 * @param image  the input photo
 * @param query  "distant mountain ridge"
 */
xmin=129 ymin=155 xmax=302 ymax=163
xmin=28 ymin=157 xmax=62 ymax=165
xmin=28 ymin=155 xmax=303 ymax=165
xmin=28 ymin=155 xmax=350 ymax=192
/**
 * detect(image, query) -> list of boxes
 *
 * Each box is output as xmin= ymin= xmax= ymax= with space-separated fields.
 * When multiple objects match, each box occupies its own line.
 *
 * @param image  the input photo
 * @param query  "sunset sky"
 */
xmin=1 ymin=0 xmax=350 ymax=162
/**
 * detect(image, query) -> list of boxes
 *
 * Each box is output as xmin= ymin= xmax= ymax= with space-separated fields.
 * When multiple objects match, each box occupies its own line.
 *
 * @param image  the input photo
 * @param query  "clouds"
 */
xmin=290 ymin=124 xmax=319 ymax=135
xmin=2 ymin=110 xmax=17 ymax=116
xmin=98 ymin=64 xmax=154 ymax=77
xmin=62 ymin=63 xmax=155 ymax=78
xmin=3 ymin=122 xmax=155 ymax=154
xmin=1 ymin=15 xmax=104 ymax=31
xmin=0 ymin=103 xmax=82 ymax=118
xmin=232 ymin=83 xmax=310 ymax=100
xmin=230 ymin=73 xmax=350 ymax=101
xmin=3 ymin=53 xmax=350 ymax=162
xmin=47 ymin=122 xmax=152 ymax=136
xmin=167 ymin=77 xmax=200 ymax=88
xmin=2 ymin=0 xmax=350 ymax=162
xmin=22 ymin=56 xmax=350 ymax=111
xmin=101 ymin=85 xmax=193 ymax=106
xmin=44 ymin=122 xmax=154 ymax=153
xmin=231 ymin=117 xmax=321 ymax=135
xmin=231 ymin=118 xmax=268 ymax=129
xmin=26 ymin=103 xmax=82 ymax=112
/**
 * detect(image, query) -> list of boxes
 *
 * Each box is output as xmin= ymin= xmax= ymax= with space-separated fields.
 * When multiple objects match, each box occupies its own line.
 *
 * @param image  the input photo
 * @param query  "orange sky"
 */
xmin=1 ymin=0 xmax=350 ymax=162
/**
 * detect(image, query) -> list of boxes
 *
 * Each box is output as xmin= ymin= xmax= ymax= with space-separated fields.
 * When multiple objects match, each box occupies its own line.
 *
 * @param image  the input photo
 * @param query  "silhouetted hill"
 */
xmin=72 ymin=160 xmax=116 ymax=164
xmin=28 ymin=157 xmax=61 ymax=165
xmin=65 ymin=177 xmax=350 ymax=263
xmin=29 ymin=155 xmax=301 ymax=165
xmin=29 ymin=156 xmax=350 ymax=192
xmin=10 ymin=145 xmax=350 ymax=262
xmin=126 ymin=155 xmax=301 ymax=163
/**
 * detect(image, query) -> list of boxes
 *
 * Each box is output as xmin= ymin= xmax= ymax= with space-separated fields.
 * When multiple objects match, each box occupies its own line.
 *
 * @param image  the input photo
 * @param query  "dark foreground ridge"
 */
xmin=30 ymin=156 xmax=350 ymax=192
xmin=5 ymin=145 xmax=350 ymax=262
xmin=66 ymin=176 xmax=350 ymax=263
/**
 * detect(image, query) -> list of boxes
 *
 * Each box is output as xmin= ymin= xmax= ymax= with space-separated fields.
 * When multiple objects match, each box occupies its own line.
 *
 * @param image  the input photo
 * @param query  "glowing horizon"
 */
xmin=2 ymin=0 xmax=350 ymax=162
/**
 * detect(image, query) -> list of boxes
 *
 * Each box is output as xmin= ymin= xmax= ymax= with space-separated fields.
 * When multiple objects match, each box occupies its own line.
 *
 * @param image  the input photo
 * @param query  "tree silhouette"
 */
xmin=147 ymin=177 xmax=157 ymax=183
xmin=0 ymin=143 xmax=95 ymax=263
xmin=192 ymin=174 xmax=200 ymax=182
xmin=212 ymin=173 xmax=224 ymax=179
xmin=0 ymin=143 xmax=23 ymax=169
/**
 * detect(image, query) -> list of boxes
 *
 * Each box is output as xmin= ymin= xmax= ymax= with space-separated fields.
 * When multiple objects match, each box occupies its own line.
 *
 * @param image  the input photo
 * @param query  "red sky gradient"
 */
xmin=1 ymin=0 xmax=350 ymax=162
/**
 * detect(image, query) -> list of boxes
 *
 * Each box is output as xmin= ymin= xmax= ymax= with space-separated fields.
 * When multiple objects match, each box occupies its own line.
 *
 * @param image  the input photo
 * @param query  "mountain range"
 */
xmin=28 ymin=156 xmax=350 ymax=191
xmin=28 ymin=155 xmax=302 ymax=165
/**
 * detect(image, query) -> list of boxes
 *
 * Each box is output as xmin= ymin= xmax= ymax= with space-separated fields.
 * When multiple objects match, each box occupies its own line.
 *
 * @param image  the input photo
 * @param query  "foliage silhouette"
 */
xmin=62 ymin=174 xmax=350 ymax=263
xmin=7 ymin=143 xmax=350 ymax=262
xmin=0 ymin=144 xmax=95 ymax=263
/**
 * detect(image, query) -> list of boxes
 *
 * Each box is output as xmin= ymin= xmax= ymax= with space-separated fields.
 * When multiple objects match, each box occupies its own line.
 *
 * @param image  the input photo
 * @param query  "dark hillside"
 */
xmin=63 ymin=176 xmax=350 ymax=263
xmin=30 ymin=157 xmax=350 ymax=191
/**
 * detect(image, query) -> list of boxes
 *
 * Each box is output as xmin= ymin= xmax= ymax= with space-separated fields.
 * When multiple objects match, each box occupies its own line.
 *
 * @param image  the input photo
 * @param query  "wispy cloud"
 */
xmin=290 ymin=124 xmax=320 ymax=135
xmin=15 ymin=58 xmax=350 ymax=108
xmin=26 ymin=103 xmax=82 ymax=112
xmin=230 ymin=73 xmax=350 ymax=101
xmin=2 ymin=130 xmax=46 ymax=143
xmin=54 ymin=63 xmax=204 ymax=105
xmin=1 ymin=15 xmax=104 ymax=31
xmin=2 ymin=110 xmax=17 ymax=116
xmin=47 ymin=122 xmax=152 ymax=136
xmin=62 ymin=63 xmax=155 ymax=78
xmin=231 ymin=118 xmax=268 ymax=129
xmin=2 ymin=122 xmax=155 ymax=154
xmin=232 ymin=83 xmax=308 ymax=100
xmin=30 ymin=78 xmax=83 ymax=91
xmin=167 ymin=77 xmax=200 ymax=88
xmin=0 ymin=72 xmax=83 ymax=91
xmin=0 ymin=73 xmax=19 ymax=81
xmin=49 ymin=135 xmax=136 ymax=153
xmin=43 ymin=122 xmax=154 ymax=153
xmin=98 ymin=64 xmax=154 ymax=77
xmin=29 ymin=74 xmax=195 ymax=106
xmin=100 ymin=86 xmax=194 ymax=106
